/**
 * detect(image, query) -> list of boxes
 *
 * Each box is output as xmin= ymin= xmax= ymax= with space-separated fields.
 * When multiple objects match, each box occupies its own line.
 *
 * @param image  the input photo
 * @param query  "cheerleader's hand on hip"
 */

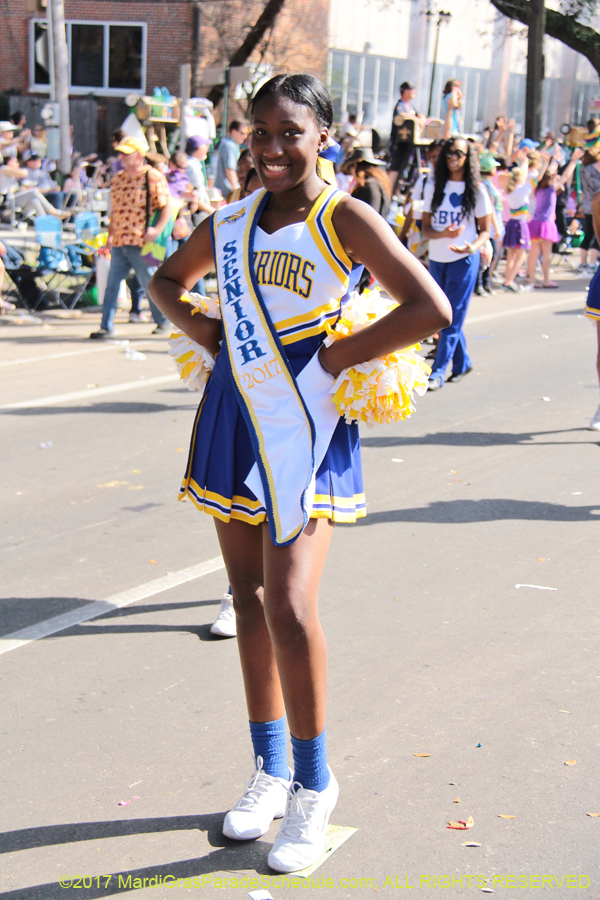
xmin=318 ymin=341 xmax=343 ymax=379
xmin=192 ymin=315 xmax=222 ymax=358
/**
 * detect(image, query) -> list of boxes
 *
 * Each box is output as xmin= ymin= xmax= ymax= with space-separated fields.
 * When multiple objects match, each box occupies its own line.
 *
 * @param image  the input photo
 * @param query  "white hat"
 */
xmin=0 ymin=121 xmax=16 ymax=134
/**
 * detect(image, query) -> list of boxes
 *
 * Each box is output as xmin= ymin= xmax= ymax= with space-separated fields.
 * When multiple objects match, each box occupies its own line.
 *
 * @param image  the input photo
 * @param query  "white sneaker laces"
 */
xmin=278 ymin=782 xmax=320 ymax=843
xmin=233 ymin=756 xmax=278 ymax=812
xmin=216 ymin=599 xmax=234 ymax=621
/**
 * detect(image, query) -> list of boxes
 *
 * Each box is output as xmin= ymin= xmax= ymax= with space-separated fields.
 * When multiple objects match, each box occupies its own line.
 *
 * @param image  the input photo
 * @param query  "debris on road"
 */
xmin=125 ymin=347 xmax=146 ymax=361
xmin=447 ymin=816 xmax=474 ymax=830
xmin=515 ymin=584 xmax=557 ymax=591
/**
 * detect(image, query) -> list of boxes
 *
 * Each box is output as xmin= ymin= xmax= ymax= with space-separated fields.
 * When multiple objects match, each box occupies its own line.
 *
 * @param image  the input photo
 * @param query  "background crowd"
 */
xmin=0 ymin=78 xmax=599 ymax=429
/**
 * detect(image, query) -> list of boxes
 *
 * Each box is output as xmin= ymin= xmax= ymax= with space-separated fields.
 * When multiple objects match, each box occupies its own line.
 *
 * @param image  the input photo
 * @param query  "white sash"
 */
xmin=211 ymin=191 xmax=339 ymax=546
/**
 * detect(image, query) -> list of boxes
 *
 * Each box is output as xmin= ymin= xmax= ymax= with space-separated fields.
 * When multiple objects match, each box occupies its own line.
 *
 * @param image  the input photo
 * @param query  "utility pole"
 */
xmin=49 ymin=0 xmax=71 ymax=173
xmin=426 ymin=11 xmax=451 ymax=118
xmin=221 ymin=65 xmax=231 ymax=138
xmin=524 ymin=0 xmax=546 ymax=140
xmin=180 ymin=63 xmax=191 ymax=151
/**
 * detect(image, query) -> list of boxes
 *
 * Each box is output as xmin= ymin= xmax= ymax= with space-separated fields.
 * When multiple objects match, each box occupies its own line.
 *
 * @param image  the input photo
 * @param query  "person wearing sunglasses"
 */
xmin=421 ymin=137 xmax=492 ymax=390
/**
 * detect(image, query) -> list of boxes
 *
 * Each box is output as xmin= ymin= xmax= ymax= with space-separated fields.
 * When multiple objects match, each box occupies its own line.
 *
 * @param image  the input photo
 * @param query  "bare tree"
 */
xmin=202 ymin=0 xmax=289 ymax=108
xmin=490 ymin=0 xmax=600 ymax=79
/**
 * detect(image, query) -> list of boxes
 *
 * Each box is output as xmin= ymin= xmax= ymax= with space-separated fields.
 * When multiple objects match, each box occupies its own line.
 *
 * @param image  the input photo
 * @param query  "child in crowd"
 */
xmin=527 ymin=149 xmax=583 ymax=288
xmin=502 ymin=155 xmax=538 ymax=292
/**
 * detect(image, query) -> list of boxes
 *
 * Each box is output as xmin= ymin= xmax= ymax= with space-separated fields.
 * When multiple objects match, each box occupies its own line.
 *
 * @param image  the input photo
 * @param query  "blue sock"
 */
xmin=249 ymin=717 xmax=289 ymax=780
xmin=291 ymin=727 xmax=330 ymax=792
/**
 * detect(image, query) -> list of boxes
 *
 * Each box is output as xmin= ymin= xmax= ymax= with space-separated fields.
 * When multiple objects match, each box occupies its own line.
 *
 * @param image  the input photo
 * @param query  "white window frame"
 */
xmin=29 ymin=18 xmax=147 ymax=97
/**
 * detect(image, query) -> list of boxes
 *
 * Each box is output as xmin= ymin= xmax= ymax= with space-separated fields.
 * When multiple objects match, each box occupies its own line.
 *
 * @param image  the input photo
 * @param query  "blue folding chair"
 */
xmin=35 ymin=214 xmax=97 ymax=309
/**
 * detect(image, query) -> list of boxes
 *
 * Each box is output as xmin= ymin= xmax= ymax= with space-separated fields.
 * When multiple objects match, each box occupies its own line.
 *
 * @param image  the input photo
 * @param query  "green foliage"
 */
xmin=560 ymin=0 xmax=598 ymax=21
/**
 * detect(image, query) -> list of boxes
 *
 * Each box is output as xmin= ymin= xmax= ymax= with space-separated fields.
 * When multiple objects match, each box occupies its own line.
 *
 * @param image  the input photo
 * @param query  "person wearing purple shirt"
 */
xmin=527 ymin=149 xmax=583 ymax=288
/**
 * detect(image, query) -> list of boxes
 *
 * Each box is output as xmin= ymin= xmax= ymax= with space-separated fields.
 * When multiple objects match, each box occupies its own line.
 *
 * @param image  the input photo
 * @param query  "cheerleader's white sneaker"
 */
xmin=268 ymin=768 xmax=339 ymax=873
xmin=589 ymin=404 xmax=600 ymax=431
xmin=223 ymin=756 xmax=291 ymax=840
xmin=211 ymin=593 xmax=236 ymax=637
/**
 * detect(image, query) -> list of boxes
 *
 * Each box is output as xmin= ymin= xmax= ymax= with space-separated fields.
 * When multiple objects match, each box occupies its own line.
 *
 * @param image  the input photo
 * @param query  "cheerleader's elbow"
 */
xmin=436 ymin=299 xmax=453 ymax=330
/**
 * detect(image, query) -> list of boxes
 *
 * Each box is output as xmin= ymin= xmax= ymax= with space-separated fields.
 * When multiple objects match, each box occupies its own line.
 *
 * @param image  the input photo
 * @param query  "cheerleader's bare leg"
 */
xmin=215 ymin=516 xmax=338 ymax=865
xmin=214 ymin=516 xmax=332 ymax=736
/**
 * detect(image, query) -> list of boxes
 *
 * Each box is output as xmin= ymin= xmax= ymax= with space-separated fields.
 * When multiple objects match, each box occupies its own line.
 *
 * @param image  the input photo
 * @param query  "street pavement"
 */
xmin=0 ymin=262 xmax=599 ymax=899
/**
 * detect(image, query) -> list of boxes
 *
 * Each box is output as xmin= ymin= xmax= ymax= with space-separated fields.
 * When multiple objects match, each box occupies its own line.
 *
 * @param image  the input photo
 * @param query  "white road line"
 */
xmin=467 ymin=295 xmax=583 ymax=324
xmin=0 ymin=373 xmax=180 ymax=411
xmin=0 ymin=555 xmax=225 ymax=655
xmin=0 ymin=341 xmax=153 ymax=368
xmin=0 ymin=346 xmax=118 ymax=367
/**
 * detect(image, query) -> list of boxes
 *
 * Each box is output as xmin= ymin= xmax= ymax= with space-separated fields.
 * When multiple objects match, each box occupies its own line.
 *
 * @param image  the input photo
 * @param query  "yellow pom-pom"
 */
xmin=168 ymin=294 xmax=221 ymax=393
xmin=328 ymin=289 xmax=431 ymax=427
xmin=178 ymin=292 xmax=221 ymax=319
xmin=167 ymin=332 xmax=215 ymax=393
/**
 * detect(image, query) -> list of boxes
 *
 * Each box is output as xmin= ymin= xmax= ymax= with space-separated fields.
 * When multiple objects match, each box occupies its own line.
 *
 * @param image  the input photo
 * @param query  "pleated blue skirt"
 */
xmin=180 ymin=336 xmax=366 ymax=525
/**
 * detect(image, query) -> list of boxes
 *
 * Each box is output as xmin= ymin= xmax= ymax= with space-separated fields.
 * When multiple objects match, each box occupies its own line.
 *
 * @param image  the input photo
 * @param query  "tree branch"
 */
xmin=489 ymin=0 xmax=600 ymax=77
xmin=206 ymin=0 xmax=288 ymax=107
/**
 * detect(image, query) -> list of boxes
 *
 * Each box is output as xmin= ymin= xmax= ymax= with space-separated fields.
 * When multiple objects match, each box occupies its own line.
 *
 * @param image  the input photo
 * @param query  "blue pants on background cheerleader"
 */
xmin=429 ymin=252 xmax=479 ymax=385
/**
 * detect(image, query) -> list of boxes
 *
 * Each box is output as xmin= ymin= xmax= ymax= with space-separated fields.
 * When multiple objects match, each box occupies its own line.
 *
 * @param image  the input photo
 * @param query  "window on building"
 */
xmin=71 ymin=24 xmax=104 ymax=88
xmin=33 ymin=21 xmax=50 ymax=86
xmin=108 ymin=26 xmax=143 ymax=90
xmin=30 ymin=19 xmax=146 ymax=95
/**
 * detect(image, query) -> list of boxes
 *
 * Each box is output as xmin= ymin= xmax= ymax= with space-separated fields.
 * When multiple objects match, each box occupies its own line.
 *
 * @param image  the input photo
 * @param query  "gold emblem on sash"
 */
xmin=218 ymin=207 xmax=246 ymax=227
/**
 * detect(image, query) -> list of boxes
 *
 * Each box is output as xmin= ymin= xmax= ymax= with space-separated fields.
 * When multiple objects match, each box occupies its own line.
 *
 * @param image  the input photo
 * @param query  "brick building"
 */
xmin=0 ymin=0 xmax=329 ymax=155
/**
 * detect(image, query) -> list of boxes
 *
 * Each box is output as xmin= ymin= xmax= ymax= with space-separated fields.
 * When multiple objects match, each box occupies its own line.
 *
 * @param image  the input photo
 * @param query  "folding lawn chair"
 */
xmin=1 ymin=243 xmax=48 ymax=311
xmin=34 ymin=214 xmax=96 ymax=310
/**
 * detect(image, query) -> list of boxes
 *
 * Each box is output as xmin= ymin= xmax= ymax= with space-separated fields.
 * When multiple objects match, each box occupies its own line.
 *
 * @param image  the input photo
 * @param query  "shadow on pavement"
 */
xmin=349 ymin=498 xmax=600 ymax=526
xmin=57 ymin=622 xmax=225 ymax=642
xmin=2 ymin=401 xmax=196 ymax=416
xmin=0 ymin=598 xmax=221 ymax=640
xmin=0 ymin=814 xmax=275 ymax=899
xmin=360 ymin=428 xmax=595 ymax=449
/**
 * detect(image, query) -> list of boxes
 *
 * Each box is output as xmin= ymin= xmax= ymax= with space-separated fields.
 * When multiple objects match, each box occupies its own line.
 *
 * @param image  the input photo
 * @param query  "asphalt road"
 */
xmin=1 ymin=268 xmax=599 ymax=899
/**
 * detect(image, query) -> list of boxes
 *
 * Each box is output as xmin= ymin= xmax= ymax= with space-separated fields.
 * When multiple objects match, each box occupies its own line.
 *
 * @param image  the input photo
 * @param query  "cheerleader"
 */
xmin=149 ymin=74 xmax=450 ymax=873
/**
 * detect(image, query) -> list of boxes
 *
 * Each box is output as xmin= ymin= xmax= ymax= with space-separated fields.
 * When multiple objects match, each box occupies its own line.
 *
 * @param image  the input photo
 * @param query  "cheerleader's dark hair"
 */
xmin=430 ymin=138 xmax=480 ymax=219
xmin=250 ymin=74 xmax=333 ymax=131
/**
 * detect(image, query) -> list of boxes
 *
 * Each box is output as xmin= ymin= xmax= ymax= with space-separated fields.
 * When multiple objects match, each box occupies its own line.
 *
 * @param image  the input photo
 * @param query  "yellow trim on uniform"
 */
xmin=182 ymin=478 xmax=365 ymax=525
xmin=274 ymin=299 xmax=340 ymax=333
xmin=181 ymin=480 xmax=268 ymax=525
xmin=320 ymin=189 xmax=353 ymax=273
xmin=311 ymin=508 xmax=367 ymax=523
xmin=313 ymin=492 xmax=366 ymax=509
xmin=279 ymin=321 xmax=332 ymax=346
xmin=584 ymin=304 xmax=600 ymax=319
xmin=306 ymin=186 xmax=349 ymax=286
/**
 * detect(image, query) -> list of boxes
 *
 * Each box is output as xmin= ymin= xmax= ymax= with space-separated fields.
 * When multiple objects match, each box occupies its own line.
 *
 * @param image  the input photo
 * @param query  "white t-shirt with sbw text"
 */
xmin=423 ymin=180 xmax=492 ymax=263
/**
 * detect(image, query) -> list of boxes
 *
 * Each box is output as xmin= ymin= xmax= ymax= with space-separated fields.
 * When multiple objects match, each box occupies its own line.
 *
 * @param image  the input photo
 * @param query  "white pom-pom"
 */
xmin=327 ymin=288 xmax=431 ymax=427
xmin=167 ymin=293 xmax=221 ymax=393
